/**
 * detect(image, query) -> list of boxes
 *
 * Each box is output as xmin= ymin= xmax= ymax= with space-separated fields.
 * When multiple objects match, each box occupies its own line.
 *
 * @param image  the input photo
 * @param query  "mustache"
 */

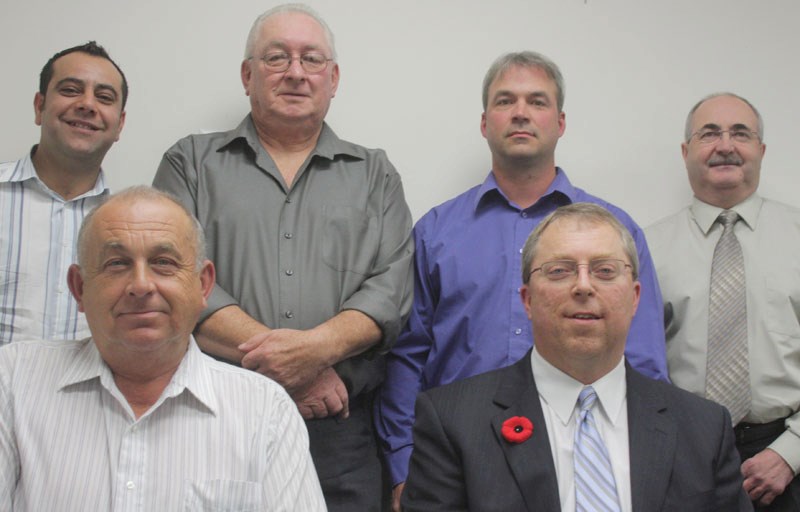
xmin=708 ymin=154 xmax=744 ymax=166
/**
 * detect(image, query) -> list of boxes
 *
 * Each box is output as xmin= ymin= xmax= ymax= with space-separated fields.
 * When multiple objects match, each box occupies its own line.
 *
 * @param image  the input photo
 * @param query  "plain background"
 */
xmin=1 ymin=0 xmax=798 ymax=226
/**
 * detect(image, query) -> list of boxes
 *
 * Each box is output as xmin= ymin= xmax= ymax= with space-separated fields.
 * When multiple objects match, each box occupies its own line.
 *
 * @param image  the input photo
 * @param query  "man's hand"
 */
xmin=392 ymin=482 xmax=406 ymax=512
xmin=741 ymin=448 xmax=794 ymax=506
xmin=239 ymin=328 xmax=330 ymax=394
xmin=292 ymin=367 xmax=349 ymax=420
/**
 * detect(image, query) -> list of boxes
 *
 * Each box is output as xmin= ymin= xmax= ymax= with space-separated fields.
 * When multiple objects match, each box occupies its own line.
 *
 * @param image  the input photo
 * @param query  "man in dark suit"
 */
xmin=402 ymin=203 xmax=751 ymax=511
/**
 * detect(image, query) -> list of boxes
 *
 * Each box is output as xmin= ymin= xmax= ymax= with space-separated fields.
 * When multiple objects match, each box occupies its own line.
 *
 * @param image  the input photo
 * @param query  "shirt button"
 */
xmin=285 ymin=269 xmax=294 ymax=276
xmin=285 ymin=197 xmax=292 ymax=203
xmin=515 ymin=328 xmax=522 ymax=335
xmin=126 ymin=481 xmax=135 ymax=490
xmin=284 ymin=232 xmax=293 ymax=239
xmin=521 ymin=212 xmax=528 ymax=218
xmin=519 ymin=248 xmax=523 ymax=254
xmin=285 ymin=311 xmax=294 ymax=319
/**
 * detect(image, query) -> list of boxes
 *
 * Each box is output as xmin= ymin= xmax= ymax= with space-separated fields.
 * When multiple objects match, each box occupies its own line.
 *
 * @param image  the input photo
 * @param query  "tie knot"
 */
xmin=578 ymin=386 xmax=597 ymax=412
xmin=718 ymin=209 xmax=739 ymax=228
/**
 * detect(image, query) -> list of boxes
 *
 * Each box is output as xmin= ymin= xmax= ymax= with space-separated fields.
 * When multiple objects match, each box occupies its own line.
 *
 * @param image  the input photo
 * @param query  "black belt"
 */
xmin=734 ymin=417 xmax=788 ymax=445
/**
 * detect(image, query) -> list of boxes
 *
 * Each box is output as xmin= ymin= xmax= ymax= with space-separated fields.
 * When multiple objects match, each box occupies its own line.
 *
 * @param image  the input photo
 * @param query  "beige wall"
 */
xmin=2 ymin=0 xmax=798 ymax=225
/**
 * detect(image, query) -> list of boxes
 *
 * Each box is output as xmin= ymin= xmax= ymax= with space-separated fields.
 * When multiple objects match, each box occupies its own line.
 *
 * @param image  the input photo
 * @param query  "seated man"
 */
xmin=0 ymin=187 xmax=325 ymax=511
xmin=402 ymin=203 xmax=751 ymax=511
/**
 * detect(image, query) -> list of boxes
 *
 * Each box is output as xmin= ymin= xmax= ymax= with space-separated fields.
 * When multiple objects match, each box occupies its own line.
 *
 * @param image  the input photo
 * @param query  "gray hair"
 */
xmin=77 ymin=186 xmax=207 ymax=271
xmin=521 ymin=203 xmax=639 ymax=283
xmin=684 ymin=92 xmax=764 ymax=142
xmin=244 ymin=3 xmax=337 ymax=60
xmin=482 ymin=51 xmax=565 ymax=111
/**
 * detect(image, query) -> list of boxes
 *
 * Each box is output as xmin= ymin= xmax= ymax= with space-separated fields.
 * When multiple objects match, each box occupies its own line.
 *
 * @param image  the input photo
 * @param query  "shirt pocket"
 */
xmin=322 ymin=205 xmax=378 ymax=275
xmin=183 ymin=479 xmax=265 ymax=512
xmin=764 ymin=276 xmax=800 ymax=339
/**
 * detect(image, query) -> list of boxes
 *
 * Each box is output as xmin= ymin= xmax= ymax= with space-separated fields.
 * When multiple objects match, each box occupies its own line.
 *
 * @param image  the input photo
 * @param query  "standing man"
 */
xmin=376 ymin=51 xmax=667 ymax=507
xmin=153 ymin=4 xmax=413 ymax=510
xmin=0 ymin=187 xmax=325 ymax=511
xmin=402 ymin=203 xmax=750 ymax=511
xmin=0 ymin=41 xmax=127 ymax=344
xmin=647 ymin=93 xmax=800 ymax=510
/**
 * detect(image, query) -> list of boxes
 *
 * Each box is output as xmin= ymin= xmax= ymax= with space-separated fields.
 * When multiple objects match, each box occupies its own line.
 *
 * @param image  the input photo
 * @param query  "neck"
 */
xmin=31 ymin=145 xmax=101 ymax=200
xmin=111 ymin=359 xmax=182 ymax=419
xmin=493 ymin=160 xmax=557 ymax=209
xmin=253 ymin=119 xmax=323 ymax=186
xmin=698 ymin=190 xmax=754 ymax=210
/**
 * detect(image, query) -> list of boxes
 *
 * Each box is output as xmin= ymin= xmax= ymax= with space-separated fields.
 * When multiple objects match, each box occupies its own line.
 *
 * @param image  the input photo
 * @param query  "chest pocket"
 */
xmin=183 ymin=479 xmax=265 ymax=511
xmin=322 ymin=205 xmax=379 ymax=275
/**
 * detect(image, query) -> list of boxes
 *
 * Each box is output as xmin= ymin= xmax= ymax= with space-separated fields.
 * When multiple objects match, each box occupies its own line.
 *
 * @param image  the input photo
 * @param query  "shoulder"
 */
xmin=422 ymin=361 xmax=525 ymax=416
xmin=162 ymin=128 xmax=236 ymax=157
xmin=569 ymin=185 xmax=645 ymax=234
xmin=629 ymin=368 xmax=728 ymax=420
xmin=644 ymin=206 xmax=692 ymax=251
xmin=414 ymin=184 xmax=483 ymax=237
xmin=202 ymin=353 xmax=288 ymax=398
xmin=760 ymin=197 xmax=800 ymax=223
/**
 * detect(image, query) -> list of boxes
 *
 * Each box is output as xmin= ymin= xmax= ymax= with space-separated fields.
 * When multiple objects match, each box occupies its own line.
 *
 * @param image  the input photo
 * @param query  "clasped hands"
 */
xmin=239 ymin=328 xmax=349 ymax=420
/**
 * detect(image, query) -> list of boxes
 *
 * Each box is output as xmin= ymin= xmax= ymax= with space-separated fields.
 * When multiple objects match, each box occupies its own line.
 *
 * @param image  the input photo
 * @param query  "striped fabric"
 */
xmin=0 ymin=337 xmax=326 ymax=511
xmin=0 ymin=150 xmax=108 ymax=345
xmin=574 ymin=386 xmax=622 ymax=512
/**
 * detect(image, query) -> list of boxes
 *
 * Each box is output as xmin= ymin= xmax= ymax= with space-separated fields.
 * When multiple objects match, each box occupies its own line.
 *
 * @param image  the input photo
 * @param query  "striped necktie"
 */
xmin=574 ymin=386 xmax=621 ymax=512
xmin=706 ymin=209 xmax=750 ymax=425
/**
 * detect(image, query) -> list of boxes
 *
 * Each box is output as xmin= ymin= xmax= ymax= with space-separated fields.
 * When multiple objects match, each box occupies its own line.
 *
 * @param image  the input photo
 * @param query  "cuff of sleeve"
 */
xmin=769 ymin=429 xmax=800 ymax=474
xmin=199 ymin=285 xmax=238 ymax=324
xmin=387 ymin=445 xmax=414 ymax=486
xmin=342 ymin=294 xmax=401 ymax=353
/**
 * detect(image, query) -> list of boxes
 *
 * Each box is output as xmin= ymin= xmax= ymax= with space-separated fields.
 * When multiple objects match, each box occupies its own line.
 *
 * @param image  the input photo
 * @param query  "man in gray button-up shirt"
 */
xmin=152 ymin=4 xmax=413 ymax=511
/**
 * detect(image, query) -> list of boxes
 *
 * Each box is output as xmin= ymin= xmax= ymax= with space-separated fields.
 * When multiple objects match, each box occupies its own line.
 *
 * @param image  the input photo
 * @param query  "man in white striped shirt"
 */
xmin=0 ymin=187 xmax=326 ymax=511
xmin=0 ymin=41 xmax=127 ymax=345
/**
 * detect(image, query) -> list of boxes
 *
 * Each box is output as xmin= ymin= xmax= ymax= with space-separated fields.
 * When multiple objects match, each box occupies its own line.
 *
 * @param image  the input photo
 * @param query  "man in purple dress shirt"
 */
xmin=375 ymin=51 xmax=668 ymax=510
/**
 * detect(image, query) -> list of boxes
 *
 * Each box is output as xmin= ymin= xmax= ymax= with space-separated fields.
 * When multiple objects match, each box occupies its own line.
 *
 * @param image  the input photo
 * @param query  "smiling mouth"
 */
xmin=66 ymin=120 xmax=100 ymax=131
xmin=568 ymin=313 xmax=601 ymax=320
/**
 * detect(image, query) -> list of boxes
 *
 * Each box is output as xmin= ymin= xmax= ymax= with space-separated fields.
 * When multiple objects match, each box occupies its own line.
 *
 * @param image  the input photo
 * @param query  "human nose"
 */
xmin=283 ymin=56 xmax=307 ymax=79
xmin=511 ymin=100 xmax=530 ymax=123
xmin=126 ymin=262 xmax=156 ymax=297
xmin=75 ymin=93 xmax=98 ymax=115
xmin=714 ymin=131 xmax=736 ymax=152
xmin=571 ymin=265 xmax=595 ymax=296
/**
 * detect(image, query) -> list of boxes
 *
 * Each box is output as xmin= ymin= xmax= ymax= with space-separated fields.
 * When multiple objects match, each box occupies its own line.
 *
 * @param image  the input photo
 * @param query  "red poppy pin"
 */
xmin=501 ymin=416 xmax=534 ymax=443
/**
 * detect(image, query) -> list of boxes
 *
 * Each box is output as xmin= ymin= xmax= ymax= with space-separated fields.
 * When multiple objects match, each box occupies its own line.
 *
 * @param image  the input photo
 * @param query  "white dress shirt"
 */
xmin=0 ymin=337 xmax=326 ymax=512
xmin=646 ymin=194 xmax=800 ymax=471
xmin=531 ymin=348 xmax=631 ymax=512
xmin=0 ymin=149 xmax=108 ymax=344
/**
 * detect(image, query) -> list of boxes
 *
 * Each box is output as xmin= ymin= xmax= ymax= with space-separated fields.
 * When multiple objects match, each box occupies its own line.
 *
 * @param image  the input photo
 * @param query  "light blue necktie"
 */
xmin=574 ymin=386 xmax=621 ymax=512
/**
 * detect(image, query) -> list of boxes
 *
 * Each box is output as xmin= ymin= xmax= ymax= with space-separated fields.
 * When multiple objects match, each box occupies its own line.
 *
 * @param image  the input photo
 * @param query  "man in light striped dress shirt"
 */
xmin=0 ymin=187 xmax=326 ymax=511
xmin=0 ymin=41 xmax=127 ymax=345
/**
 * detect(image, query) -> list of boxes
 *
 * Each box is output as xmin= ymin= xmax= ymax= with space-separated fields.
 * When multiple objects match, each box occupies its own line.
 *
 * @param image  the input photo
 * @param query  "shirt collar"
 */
xmin=474 ymin=167 xmax=575 ymax=211
xmin=0 ymin=147 xmax=109 ymax=199
xmin=531 ymin=347 xmax=627 ymax=427
xmin=689 ymin=193 xmax=763 ymax=235
xmin=58 ymin=336 xmax=218 ymax=416
xmin=218 ymin=114 xmax=365 ymax=163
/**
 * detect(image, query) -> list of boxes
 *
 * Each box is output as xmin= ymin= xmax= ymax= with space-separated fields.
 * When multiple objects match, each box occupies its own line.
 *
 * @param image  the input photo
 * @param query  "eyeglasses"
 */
xmin=690 ymin=129 xmax=759 ymax=144
xmin=527 ymin=259 xmax=632 ymax=283
xmin=256 ymin=52 xmax=333 ymax=74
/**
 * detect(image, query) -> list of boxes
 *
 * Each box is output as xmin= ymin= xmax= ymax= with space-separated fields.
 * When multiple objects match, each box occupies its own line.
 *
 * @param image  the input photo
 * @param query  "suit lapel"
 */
xmin=491 ymin=354 xmax=561 ymax=512
xmin=627 ymin=367 xmax=677 ymax=512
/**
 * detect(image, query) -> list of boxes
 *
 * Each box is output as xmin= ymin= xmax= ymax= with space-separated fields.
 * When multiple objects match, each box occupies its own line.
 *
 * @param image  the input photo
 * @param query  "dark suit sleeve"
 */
xmin=402 ymin=391 xmax=468 ymax=511
xmin=714 ymin=407 xmax=754 ymax=511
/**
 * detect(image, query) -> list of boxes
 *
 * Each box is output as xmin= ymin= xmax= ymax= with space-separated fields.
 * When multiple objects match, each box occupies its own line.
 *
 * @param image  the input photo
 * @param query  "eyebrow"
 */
xmin=263 ymin=41 xmax=325 ymax=53
xmin=699 ymin=122 xmax=754 ymax=131
xmin=493 ymin=90 xmax=550 ymax=100
xmin=54 ymin=77 xmax=119 ymax=100
xmin=98 ymin=241 xmax=182 ymax=259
